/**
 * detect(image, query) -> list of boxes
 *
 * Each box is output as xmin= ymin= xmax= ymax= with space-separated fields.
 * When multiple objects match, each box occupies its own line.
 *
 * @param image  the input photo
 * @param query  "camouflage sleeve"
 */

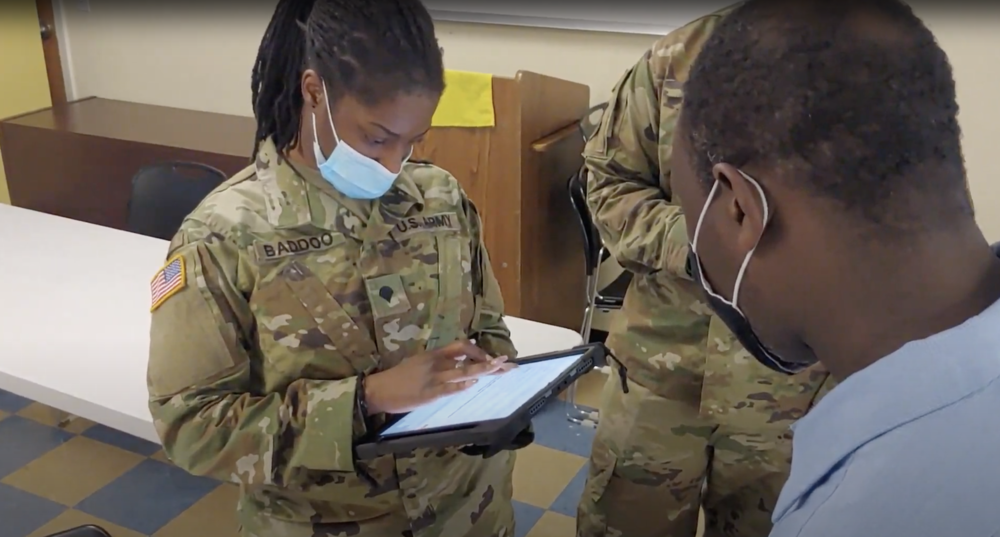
xmin=464 ymin=198 xmax=517 ymax=360
xmin=584 ymin=15 xmax=727 ymax=278
xmin=147 ymin=222 xmax=363 ymax=486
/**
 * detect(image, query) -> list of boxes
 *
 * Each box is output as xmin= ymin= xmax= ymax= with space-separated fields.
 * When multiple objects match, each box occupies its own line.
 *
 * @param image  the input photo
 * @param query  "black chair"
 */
xmin=564 ymin=104 xmax=633 ymax=425
xmin=567 ymin=170 xmax=629 ymax=345
xmin=570 ymin=101 xmax=628 ymax=344
xmin=125 ymin=161 xmax=228 ymax=240
xmin=44 ymin=525 xmax=112 ymax=537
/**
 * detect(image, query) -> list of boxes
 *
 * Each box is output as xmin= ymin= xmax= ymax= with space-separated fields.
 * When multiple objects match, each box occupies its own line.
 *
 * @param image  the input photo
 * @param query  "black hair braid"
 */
xmin=251 ymin=0 xmax=315 ymax=159
xmin=251 ymin=0 xmax=445 ymax=158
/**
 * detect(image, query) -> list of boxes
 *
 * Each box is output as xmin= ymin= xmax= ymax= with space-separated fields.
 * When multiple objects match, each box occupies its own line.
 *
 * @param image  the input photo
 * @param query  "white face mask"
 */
xmin=688 ymin=169 xmax=815 ymax=375
xmin=311 ymin=82 xmax=411 ymax=199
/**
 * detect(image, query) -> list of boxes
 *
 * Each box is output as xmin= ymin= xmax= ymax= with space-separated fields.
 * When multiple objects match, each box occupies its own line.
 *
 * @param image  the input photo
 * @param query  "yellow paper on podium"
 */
xmin=432 ymin=70 xmax=495 ymax=128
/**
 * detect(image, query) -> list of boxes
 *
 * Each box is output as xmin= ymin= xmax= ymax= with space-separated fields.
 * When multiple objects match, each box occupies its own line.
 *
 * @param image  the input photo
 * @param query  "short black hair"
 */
xmin=251 ymin=0 xmax=445 ymax=158
xmin=680 ymin=0 xmax=971 ymax=229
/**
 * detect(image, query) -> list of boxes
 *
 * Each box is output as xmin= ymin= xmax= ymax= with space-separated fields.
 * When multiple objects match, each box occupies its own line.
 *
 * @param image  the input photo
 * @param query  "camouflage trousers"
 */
xmin=237 ymin=452 xmax=516 ymax=537
xmin=577 ymin=376 xmax=793 ymax=537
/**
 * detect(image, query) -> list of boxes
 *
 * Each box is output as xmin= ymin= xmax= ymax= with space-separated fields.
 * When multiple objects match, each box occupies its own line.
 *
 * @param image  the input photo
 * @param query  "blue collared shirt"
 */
xmin=770 ymin=297 xmax=1000 ymax=537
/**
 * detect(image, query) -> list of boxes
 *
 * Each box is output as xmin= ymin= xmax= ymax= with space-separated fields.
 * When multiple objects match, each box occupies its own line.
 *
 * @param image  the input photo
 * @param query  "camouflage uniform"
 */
xmin=577 ymin=6 xmax=835 ymax=537
xmin=147 ymin=139 xmax=517 ymax=537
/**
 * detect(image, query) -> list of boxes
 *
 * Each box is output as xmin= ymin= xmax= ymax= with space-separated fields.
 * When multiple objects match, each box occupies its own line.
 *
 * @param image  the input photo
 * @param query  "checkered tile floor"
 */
xmin=0 ymin=372 xmax=606 ymax=537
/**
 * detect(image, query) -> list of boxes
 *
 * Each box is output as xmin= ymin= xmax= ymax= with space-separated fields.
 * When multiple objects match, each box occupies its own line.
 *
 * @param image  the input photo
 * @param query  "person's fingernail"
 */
xmin=466 ymin=379 xmax=478 ymax=387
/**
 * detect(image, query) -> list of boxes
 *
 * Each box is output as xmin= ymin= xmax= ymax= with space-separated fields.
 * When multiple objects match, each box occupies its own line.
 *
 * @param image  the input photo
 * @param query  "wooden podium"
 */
xmin=413 ymin=71 xmax=589 ymax=330
xmin=0 ymin=71 xmax=589 ymax=330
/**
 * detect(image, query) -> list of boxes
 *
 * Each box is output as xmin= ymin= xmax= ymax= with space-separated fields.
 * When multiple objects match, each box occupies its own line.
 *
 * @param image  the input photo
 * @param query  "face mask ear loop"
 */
xmin=731 ymin=170 xmax=770 ymax=309
xmin=311 ymin=112 xmax=323 ymax=159
xmin=321 ymin=82 xmax=341 ymax=145
xmin=692 ymin=180 xmax=720 ymax=256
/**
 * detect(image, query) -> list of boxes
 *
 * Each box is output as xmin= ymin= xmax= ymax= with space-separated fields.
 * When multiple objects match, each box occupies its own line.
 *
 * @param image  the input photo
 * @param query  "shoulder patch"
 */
xmin=150 ymin=255 xmax=186 ymax=312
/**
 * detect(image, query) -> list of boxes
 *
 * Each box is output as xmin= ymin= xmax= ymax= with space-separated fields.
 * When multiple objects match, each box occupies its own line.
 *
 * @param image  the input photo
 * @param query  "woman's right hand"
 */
xmin=363 ymin=340 xmax=513 ymax=415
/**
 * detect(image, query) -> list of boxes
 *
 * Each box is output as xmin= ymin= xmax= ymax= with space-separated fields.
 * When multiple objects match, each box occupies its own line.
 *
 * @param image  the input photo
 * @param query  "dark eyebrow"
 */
xmin=370 ymin=122 xmax=430 ymax=140
xmin=370 ymin=122 xmax=399 ymax=137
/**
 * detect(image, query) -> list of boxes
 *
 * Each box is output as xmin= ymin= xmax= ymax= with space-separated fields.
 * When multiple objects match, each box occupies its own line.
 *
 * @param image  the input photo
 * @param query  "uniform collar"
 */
xmin=256 ymin=138 xmax=425 ymax=239
xmin=774 ymin=295 xmax=1000 ymax=521
xmin=256 ymin=139 xmax=314 ymax=230
xmin=361 ymin=169 xmax=424 ymax=243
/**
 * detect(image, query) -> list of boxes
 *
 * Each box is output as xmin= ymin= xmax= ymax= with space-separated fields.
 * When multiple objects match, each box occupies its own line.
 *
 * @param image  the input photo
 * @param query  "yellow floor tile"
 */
xmin=26 ymin=509 xmax=145 ymax=537
xmin=17 ymin=402 xmax=95 ymax=434
xmin=525 ymin=511 xmax=575 ymax=537
xmin=513 ymin=444 xmax=586 ymax=509
xmin=2 ymin=436 xmax=144 ymax=506
xmin=0 ymin=409 xmax=8 ymax=421
xmin=154 ymin=483 xmax=241 ymax=537
xmin=573 ymin=370 xmax=608 ymax=409
xmin=151 ymin=449 xmax=172 ymax=463
xmin=559 ymin=369 xmax=607 ymax=403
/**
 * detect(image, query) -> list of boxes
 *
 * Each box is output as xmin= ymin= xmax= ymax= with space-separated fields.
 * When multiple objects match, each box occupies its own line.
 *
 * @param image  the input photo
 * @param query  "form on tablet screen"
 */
xmin=381 ymin=353 xmax=583 ymax=436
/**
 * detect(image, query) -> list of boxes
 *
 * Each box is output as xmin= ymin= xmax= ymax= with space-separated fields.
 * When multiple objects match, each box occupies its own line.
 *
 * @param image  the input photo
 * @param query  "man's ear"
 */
xmin=713 ymin=163 xmax=767 ymax=252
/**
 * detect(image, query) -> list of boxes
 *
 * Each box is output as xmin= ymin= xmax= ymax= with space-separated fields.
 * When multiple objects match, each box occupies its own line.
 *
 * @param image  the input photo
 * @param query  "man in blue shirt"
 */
xmin=667 ymin=0 xmax=1000 ymax=535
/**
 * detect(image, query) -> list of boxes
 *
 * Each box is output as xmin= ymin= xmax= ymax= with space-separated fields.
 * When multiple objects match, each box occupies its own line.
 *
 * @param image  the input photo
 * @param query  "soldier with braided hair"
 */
xmin=146 ymin=1 xmax=521 ymax=535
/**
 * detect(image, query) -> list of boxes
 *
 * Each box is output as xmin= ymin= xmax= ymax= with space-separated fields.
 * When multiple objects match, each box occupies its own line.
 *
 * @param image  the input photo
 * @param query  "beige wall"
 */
xmin=58 ymin=3 xmax=655 ymax=114
xmin=0 ymin=0 xmax=53 ymax=204
xmin=57 ymin=3 xmax=999 ymax=238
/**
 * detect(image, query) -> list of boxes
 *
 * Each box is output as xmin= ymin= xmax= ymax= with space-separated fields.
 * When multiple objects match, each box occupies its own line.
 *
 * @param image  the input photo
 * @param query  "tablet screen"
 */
xmin=380 ymin=353 xmax=584 ymax=437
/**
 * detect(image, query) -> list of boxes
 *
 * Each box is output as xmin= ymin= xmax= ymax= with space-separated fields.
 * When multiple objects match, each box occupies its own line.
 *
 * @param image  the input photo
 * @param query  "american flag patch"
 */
xmin=150 ymin=256 xmax=186 ymax=311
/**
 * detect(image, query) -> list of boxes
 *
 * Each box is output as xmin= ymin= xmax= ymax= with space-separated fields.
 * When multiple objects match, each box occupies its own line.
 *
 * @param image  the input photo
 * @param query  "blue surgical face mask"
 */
xmin=311 ymin=83 xmax=411 ymax=199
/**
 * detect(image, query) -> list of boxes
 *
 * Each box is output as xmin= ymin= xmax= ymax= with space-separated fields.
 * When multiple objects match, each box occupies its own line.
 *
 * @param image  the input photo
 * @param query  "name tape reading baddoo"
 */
xmin=254 ymin=232 xmax=344 ymax=261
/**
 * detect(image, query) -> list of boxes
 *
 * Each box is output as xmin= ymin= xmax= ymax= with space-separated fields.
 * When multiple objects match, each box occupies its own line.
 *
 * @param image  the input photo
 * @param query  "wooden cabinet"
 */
xmin=0 ymin=97 xmax=254 ymax=230
xmin=0 ymin=71 xmax=589 ymax=330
